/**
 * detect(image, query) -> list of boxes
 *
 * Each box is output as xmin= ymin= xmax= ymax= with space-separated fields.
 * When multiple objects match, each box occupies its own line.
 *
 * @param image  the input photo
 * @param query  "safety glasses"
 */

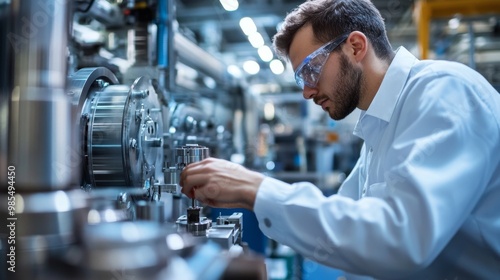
xmin=294 ymin=33 xmax=350 ymax=89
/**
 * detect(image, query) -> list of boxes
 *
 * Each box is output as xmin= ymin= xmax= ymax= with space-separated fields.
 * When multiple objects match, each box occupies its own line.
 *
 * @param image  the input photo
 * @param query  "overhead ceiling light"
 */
xmin=258 ymin=45 xmax=273 ymax=62
xmin=239 ymin=17 xmax=257 ymax=35
xmin=243 ymin=60 xmax=260 ymax=75
xmin=270 ymin=59 xmax=284 ymax=75
xmin=220 ymin=0 xmax=239 ymax=11
xmin=248 ymin=32 xmax=264 ymax=48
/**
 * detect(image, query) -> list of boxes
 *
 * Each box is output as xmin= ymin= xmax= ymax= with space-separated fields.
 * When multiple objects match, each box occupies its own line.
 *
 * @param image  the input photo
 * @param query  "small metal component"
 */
xmin=145 ymin=137 xmax=163 ymax=147
xmin=175 ymin=144 xmax=210 ymax=167
xmin=208 ymin=212 xmax=244 ymax=249
xmin=135 ymin=104 xmax=145 ymax=121
xmin=176 ymin=210 xmax=212 ymax=237
xmin=129 ymin=138 xmax=137 ymax=149
xmin=174 ymin=144 xmax=210 ymax=229
xmin=131 ymin=89 xmax=149 ymax=99
xmin=94 ymin=79 xmax=109 ymax=88
xmin=187 ymin=206 xmax=201 ymax=224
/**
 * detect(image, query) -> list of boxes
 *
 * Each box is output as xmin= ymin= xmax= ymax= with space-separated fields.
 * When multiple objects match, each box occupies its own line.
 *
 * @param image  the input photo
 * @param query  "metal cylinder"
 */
xmin=82 ymin=221 xmax=170 ymax=279
xmin=176 ymin=212 xmax=212 ymax=237
xmin=0 ymin=190 xmax=88 ymax=280
xmin=187 ymin=206 xmax=201 ymax=224
xmin=10 ymin=0 xmax=69 ymax=89
xmin=135 ymin=200 xmax=165 ymax=223
xmin=174 ymin=33 xmax=229 ymax=84
xmin=69 ymin=68 xmax=164 ymax=190
xmin=175 ymin=144 xmax=210 ymax=168
xmin=8 ymin=0 xmax=75 ymax=191
xmin=85 ymin=84 xmax=131 ymax=187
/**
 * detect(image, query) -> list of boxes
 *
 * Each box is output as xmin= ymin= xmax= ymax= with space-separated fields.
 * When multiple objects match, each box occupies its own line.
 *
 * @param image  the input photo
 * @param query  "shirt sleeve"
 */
xmin=253 ymin=74 xmax=500 ymax=278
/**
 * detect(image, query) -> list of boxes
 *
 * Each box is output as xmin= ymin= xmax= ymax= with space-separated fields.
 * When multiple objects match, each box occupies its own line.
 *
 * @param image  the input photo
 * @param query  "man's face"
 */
xmin=290 ymin=25 xmax=363 ymax=120
xmin=319 ymin=51 xmax=362 ymax=120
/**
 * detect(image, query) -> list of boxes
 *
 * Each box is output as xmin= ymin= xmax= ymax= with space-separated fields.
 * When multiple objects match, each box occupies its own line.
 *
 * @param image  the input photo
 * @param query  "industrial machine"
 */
xmin=0 ymin=0 xmax=265 ymax=279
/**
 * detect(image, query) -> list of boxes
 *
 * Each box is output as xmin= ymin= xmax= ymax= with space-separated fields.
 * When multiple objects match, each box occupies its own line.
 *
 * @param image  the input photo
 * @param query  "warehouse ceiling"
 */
xmin=175 ymin=0 xmax=416 ymax=90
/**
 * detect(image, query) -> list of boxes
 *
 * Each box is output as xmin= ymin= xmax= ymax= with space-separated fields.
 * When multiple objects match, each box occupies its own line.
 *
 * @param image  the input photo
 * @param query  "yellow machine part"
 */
xmin=413 ymin=0 xmax=500 ymax=59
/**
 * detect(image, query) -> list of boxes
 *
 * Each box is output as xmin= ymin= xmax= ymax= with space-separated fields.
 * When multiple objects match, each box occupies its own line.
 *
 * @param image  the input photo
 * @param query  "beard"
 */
xmin=322 ymin=52 xmax=363 ymax=120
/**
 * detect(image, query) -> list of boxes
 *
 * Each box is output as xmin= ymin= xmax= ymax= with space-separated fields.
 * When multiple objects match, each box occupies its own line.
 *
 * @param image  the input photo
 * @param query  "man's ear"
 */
xmin=345 ymin=31 xmax=368 ymax=63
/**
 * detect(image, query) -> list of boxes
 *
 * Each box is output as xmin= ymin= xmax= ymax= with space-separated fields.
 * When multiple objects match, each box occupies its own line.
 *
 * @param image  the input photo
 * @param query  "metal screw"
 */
xmin=95 ymin=79 xmax=109 ymax=88
xmin=130 ymin=138 xmax=137 ymax=149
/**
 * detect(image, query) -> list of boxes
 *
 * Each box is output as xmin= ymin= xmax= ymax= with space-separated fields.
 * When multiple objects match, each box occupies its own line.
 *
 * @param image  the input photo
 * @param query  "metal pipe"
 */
xmin=156 ymin=0 xmax=169 ymax=70
xmin=156 ymin=0 xmax=175 ymax=99
xmin=8 ymin=0 xmax=76 ymax=191
xmin=174 ymin=32 xmax=229 ymax=85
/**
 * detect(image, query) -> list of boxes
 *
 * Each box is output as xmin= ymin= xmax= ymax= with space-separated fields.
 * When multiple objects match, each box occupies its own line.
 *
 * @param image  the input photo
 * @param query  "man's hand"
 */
xmin=179 ymin=157 xmax=265 ymax=210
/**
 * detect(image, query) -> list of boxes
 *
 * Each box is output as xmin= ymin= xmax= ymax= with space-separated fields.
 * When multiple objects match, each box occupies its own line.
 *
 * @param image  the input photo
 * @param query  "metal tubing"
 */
xmin=157 ymin=0 xmax=175 ymax=98
xmin=174 ymin=32 xmax=229 ymax=84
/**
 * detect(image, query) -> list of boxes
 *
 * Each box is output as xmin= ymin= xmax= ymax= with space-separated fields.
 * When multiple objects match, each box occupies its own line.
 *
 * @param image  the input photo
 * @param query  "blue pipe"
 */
xmin=156 ymin=0 xmax=168 ymax=68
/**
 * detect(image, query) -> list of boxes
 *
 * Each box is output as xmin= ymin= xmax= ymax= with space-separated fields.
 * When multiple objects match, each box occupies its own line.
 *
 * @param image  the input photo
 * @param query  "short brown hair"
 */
xmin=273 ymin=0 xmax=393 ymax=61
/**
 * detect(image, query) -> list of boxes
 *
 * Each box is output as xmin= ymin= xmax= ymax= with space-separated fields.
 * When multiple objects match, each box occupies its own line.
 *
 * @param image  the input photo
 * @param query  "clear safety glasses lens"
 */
xmin=295 ymin=50 xmax=332 ymax=89
xmin=294 ymin=34 xmax=349 ymax=89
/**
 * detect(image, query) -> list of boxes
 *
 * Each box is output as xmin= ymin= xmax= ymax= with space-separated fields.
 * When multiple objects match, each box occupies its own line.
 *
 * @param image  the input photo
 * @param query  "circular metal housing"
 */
xmin=68 ymin=67 xmax=164 ymax=189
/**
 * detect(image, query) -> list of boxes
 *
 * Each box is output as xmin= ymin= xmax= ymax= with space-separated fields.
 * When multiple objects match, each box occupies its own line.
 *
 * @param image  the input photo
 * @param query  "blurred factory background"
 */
xmin=0 ymin=0 xmax=499 ymax=279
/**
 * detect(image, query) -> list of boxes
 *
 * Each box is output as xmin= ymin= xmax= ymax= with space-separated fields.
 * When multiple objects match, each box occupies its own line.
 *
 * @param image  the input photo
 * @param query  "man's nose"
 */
xmin=302 ymin=86 xmax=316 ymax=100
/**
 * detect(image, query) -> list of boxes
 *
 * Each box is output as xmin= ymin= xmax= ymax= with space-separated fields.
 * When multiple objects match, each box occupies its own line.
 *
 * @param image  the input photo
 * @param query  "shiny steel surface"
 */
xmin=175 ymin=144 xmax=210 ymax=168
xmin=68 ymin=67 xmax=119 ymax=114
xmin=176 ymin=214 xmax=212 ymax=237
xmin=83 ymin=221 xmax=170 ymax=278
xmin=0 ymin=189 xmax=88 ymax=280
xmin=0 ymin=2 xmax=9 ymax=187
xmin=174 ymin=33 xmax=229 ymax=84
xmin=7 ymin=0 xmax=75 ymax=191
xmin=85 ymin=84 xmax=130 ymax=187
xmin=136 ymin=200 xmax=165 ymax=223
xmin=123 ymin=76 xmax=164 ymax=189
xmin=10 ymin=0 xmax=68 ymax=89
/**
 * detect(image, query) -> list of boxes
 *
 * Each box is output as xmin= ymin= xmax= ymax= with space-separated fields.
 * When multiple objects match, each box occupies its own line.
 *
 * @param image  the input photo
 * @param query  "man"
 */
xmin=180 ymin=0 xmax=500 ymax=278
